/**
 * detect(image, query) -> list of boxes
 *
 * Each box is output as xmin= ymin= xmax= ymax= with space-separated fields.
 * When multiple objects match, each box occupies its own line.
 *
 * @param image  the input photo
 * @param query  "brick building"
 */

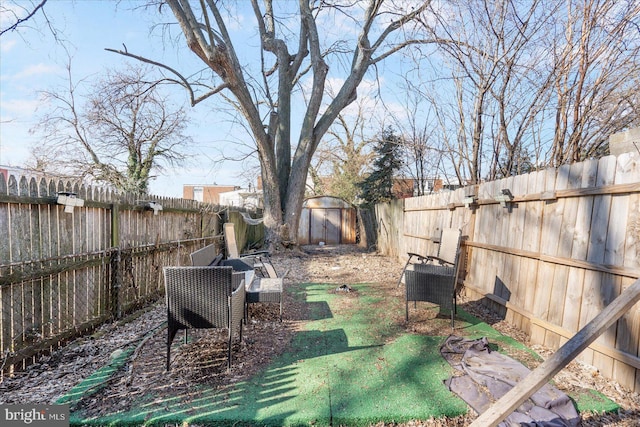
xmin=182 ymin=184 xmax=239 ymax=204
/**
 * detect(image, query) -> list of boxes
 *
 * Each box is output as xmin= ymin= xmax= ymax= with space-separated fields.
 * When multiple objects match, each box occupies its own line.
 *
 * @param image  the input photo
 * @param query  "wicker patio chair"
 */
xmin=399 ymin=228 xmax=462 ymax=328
xmin=163 ymin=266 xmax=245 ymax=371
xmin=190 ymin=243 xmax=223 ymax=267
xmin=223 ymin=222 xmax=279 ymax=278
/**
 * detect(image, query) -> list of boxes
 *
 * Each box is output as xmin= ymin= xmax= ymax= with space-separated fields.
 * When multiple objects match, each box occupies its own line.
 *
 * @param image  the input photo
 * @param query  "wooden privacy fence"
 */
xmin=0 ymin=172 xmax=223 ymax=374
xmin=376 ymin=152 xmax=640 ymax=393
xmin=226 ymin=210 xmax=266 ymax=252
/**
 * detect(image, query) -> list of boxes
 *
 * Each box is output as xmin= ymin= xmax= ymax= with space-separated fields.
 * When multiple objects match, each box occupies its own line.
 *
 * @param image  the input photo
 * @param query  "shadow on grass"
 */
xmin=62 ymin=281 xmax=618 ymax=426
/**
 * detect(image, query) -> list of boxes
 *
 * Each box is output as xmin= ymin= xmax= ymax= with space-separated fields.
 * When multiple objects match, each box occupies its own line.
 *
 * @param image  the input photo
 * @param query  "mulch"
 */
xmin=1 ymin=244 xmax=638 ymax=426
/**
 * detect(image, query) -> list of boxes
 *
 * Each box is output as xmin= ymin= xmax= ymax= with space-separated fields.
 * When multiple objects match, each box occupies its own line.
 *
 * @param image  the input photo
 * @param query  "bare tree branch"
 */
xmin=0 ymin=0 xmax=47 ymax=37
xmin=105 ymin=47 xmax=228 ymax=106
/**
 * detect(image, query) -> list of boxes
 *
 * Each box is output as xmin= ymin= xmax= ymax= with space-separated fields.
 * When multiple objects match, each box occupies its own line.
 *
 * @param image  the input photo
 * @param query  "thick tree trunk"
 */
xmin=260 ymin=164 xmax=306 ymax=250
xmin=282 ymin=155 xmax=310 ymax=247
xmin=257 ymin=140 xmax=284 ymax=249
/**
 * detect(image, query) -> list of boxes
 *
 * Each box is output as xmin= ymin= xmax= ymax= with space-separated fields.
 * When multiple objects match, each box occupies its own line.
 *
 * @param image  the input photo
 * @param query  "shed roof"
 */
xmin=302 ymin=195 xmax=354 ymax=209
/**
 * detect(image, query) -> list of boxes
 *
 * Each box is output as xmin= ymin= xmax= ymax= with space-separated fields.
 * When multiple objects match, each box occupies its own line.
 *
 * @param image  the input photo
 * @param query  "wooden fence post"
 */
xmin=109 ymin=249 xmax=121 ymax=319
xmin=110 ymin=203 xmax=120 ymax=248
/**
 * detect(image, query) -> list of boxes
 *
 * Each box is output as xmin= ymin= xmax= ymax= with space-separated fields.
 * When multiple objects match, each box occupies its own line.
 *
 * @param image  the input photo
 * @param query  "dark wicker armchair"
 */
xmin=399 ymin=228 xmax=462 ymax=328
xmin=163 ymin=266 xmax=245 ymax=371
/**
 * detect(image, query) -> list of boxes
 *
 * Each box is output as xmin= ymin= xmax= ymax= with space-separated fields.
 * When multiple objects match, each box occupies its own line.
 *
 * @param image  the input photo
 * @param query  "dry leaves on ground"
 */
xmin=0 ymin=245 xmax=638 ymax=426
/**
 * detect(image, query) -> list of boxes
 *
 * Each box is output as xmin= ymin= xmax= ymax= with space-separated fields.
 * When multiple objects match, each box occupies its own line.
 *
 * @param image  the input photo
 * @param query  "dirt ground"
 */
xmin=0 ymin=244 xmax=638 ymax=426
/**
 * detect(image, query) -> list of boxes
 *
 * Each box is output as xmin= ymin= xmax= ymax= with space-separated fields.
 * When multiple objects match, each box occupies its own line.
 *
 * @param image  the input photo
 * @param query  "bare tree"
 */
xmin=414 ymin=0 xmax=561 ymax=184
xmin=321 ymin=117 xmax=375 ymax=204
xmin=487 ymin=1 xmax=559 ymax=177
xmin=415 ymin=0 xmax=639 ymax=181
xmin=32 ymin=63 xmax=191 ymax=193
xmin=310 ymin=93 xmax=378 ymax=204
xmin=550 ymin=0 xmax=640 ymax=164
xmin=387 ymin=78 xmax=445 ymax=195
xmin=108 ymin=0 xmax=433 ymax=248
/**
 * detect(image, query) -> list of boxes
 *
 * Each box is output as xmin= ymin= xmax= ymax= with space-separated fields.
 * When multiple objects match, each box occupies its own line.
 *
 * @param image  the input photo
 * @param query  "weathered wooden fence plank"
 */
xmin=561 ymin=159 xmax=598 ymax=345
xmin=520 ymin=170 xmax=545 ymax=335
xmin=531 ymin=167 xmax=559 ymax=346
xmin=579 ymin=156 xmax=615 ymax=368
xmin=509 ymin=173 xmax=529 ymax=330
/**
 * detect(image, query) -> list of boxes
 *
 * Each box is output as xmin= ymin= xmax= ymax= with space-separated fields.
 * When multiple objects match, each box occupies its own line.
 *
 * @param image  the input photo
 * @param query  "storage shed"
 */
xmin=297 ymin=196 xmax=357 ymax=245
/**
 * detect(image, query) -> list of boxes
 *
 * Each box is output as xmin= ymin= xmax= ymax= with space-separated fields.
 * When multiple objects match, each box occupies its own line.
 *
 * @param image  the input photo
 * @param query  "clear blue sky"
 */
xmin=0 ymin=0 xmax=260 ymax=197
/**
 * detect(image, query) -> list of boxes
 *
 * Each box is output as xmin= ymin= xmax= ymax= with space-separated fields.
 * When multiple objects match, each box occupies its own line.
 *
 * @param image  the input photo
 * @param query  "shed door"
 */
xmin=310 ymin=208 xmax=341 ymax=244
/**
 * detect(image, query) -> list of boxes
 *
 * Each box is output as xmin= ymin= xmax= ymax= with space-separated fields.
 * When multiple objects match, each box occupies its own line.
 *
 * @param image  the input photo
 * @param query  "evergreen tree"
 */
xmin=358 ymin=127 xmax=403 ymax=206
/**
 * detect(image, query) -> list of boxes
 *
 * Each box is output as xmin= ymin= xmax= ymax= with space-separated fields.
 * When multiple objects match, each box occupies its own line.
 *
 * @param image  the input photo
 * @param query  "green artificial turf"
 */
xmin=58 ymin=281 xmax=618 ymax=426
xmin=570 ymin=388 xmax=621 ymax=414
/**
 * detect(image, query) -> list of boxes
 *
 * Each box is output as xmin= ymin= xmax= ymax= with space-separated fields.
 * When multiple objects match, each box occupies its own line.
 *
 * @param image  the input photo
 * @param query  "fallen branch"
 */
xmin=124 ymin=323 xmax=166 ymax=386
